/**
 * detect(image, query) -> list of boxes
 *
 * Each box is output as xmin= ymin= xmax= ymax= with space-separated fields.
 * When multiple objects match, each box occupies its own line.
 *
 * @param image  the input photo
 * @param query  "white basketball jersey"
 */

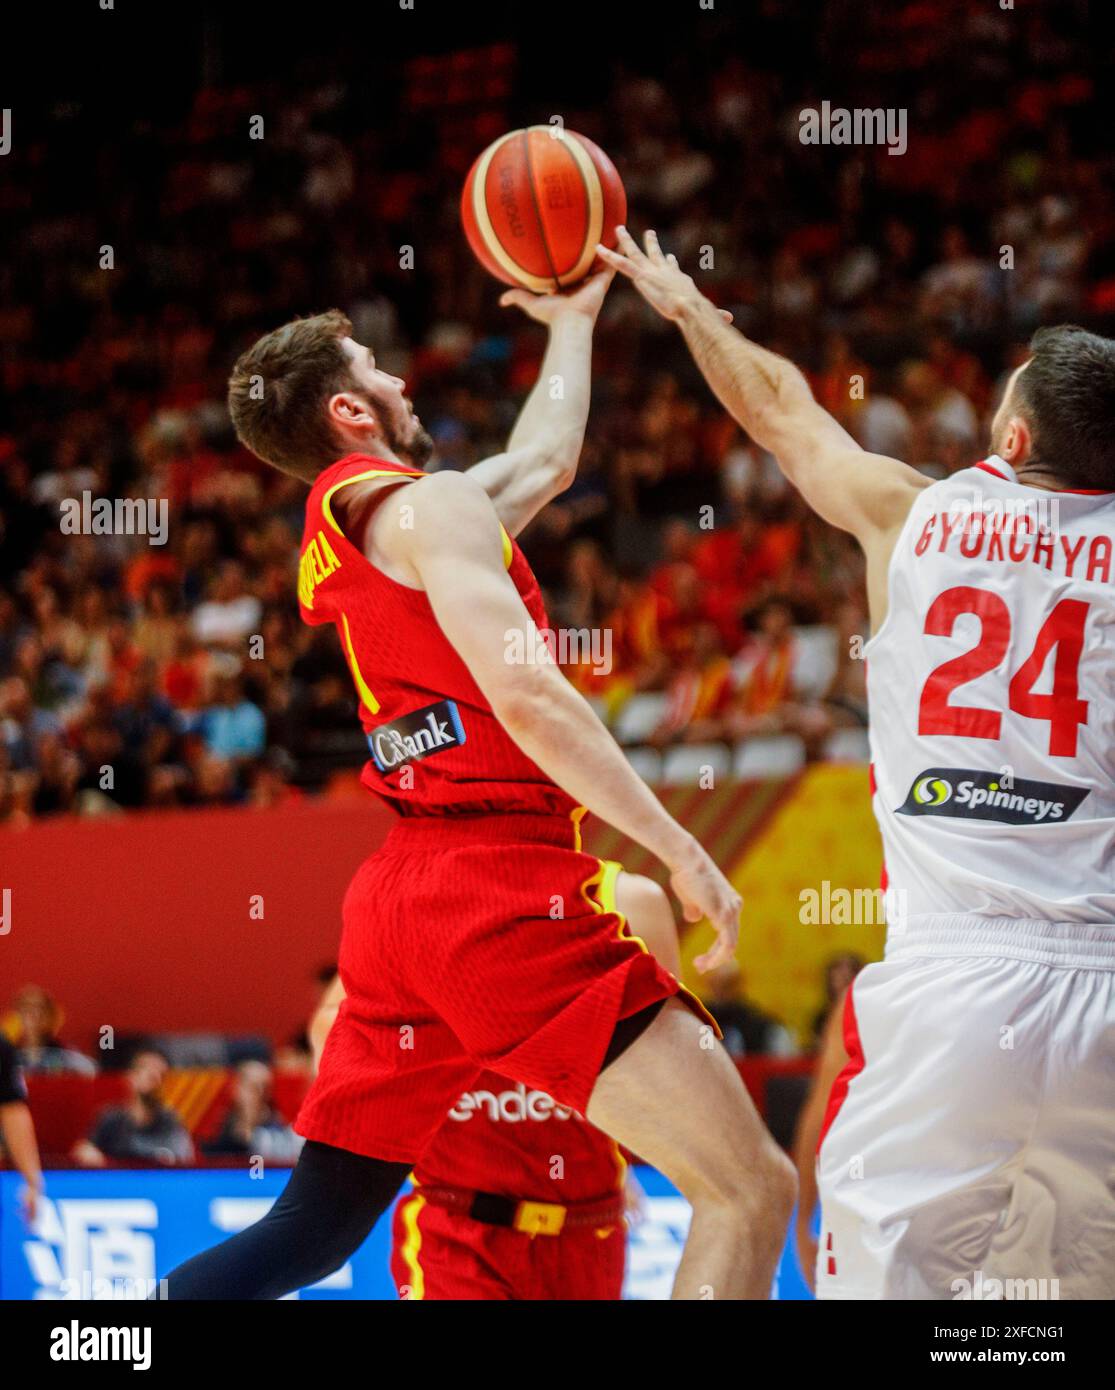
xmin=866 ymin=455 xmax=1115 ymax=927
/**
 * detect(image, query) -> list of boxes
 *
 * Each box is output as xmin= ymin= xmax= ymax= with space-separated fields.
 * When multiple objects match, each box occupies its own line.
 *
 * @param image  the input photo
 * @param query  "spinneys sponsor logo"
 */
xmin=912 ymin=775 xmax=952 ymax=807
xmin=898 ymin=768 xmax=1088 ymax=826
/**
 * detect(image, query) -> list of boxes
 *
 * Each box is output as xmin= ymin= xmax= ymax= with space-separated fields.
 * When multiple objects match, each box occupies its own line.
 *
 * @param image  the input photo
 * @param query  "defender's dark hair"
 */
xmin=227 ymin=310 xmax=354 ymax=482
xmin=1015 ymin=325 xmax=1115 ymax=490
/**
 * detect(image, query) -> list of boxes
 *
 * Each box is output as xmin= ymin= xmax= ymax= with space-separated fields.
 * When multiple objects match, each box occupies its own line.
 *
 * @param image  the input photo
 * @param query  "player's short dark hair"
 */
xmin=227 ymin=310 xmax=354 ymax=482
xmin=1015 ymin=325 xmax=1115 ymax=490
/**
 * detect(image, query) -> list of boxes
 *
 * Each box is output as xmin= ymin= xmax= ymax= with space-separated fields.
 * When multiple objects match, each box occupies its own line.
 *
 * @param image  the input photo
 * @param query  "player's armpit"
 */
xmin=397 ymin=470 xmax=542 ymax=699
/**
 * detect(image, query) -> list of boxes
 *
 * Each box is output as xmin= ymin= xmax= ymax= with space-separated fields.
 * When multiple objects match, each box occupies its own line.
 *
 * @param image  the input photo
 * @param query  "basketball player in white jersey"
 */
xmin=599 ymin=227 xmax=1115 ymax=1300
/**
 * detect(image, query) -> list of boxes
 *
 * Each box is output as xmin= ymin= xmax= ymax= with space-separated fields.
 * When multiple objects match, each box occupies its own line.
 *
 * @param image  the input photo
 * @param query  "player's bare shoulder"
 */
xmin=827 ymin=448 xmax=931 ymax=632
xmin=822 ymin=445 xmax=932 ymax=540
xmin=368 ymin=469 xmax=503 ymax=586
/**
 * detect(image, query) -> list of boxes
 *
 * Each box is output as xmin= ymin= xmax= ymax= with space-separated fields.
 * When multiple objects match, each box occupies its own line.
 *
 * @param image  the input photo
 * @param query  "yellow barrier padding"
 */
xmin=680 ymin=765 xmax=884 ymax=1045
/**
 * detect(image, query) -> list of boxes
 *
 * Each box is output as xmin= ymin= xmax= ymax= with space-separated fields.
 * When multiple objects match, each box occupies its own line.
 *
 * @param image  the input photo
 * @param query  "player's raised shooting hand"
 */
xmin=668 ymin=841 xmax=742 ymax=973
xmin=596 ymin=227 xmax=732 ymax=325
xmin=499 ymin=268 xmax=615 ymax=325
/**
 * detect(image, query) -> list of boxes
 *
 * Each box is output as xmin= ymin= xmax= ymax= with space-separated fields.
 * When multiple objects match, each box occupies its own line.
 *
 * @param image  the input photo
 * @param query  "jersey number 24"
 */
xmin=918 ymin=586 xmax=1089 ymax=757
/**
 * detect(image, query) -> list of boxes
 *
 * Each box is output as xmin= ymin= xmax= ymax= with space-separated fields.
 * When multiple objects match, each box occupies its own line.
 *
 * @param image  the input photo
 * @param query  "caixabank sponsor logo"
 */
xmin=897 ymin=768 xmax=1088 ymax=826
xmin=367 ymin=700 xmax=465 ymax=772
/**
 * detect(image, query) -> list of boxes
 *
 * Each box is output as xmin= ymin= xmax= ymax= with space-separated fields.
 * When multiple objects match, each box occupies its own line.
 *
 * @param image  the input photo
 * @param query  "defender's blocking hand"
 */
xmin=596 ymin=227 xmax=732 ymax=324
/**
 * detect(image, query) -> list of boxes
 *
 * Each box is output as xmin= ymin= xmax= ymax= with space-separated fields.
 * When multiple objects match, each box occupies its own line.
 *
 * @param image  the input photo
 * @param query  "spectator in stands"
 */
xmin=30 ymin=731 xmax=80 ymax=817
xmin=649 ymin=621 xmax=733 ymax=746
xmin=698 ymin=961 xmax=797 ymax=1058
xmin=7 ymin=985 xmax=96 ymax=1077
xmin=809 ymin=952 xmax=865 ymax=1046
xmin=822 ymin=599 xmax=870 ymax=730
xmin=898 ymin=361 xmax=980 ymax=470
xmin=72 ymin=1047 xmax=194 ymax=1167
xmin=202 ymin=1060 xmax=302 ymax=1163
xmin=191 ymin=561 xmax=263 ymax=651
xmin=919 ymin=226 xmax=998 ymax=335
xmin=198 ymin=672 xmax=266 ymax=763
xmin=727 ymin=598 xmax=831 ymax=756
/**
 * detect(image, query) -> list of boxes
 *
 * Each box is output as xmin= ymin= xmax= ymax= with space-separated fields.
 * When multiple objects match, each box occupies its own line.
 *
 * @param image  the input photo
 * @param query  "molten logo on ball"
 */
xmin=462 ymin=126 xmax=627 ymax=292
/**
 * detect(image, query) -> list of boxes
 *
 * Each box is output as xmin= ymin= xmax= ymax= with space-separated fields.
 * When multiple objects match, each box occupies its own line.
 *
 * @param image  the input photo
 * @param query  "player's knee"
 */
xmin=616 ymin=872 xmax=679 ymax=970
xmin=621 ymin=873 xmax=669 ymax=915
xmin=760 ymin=1145 xmax=799 ymax=1219
xmin=685 ymin=1139 xmax=796 ymax=1223
xmin=616 ymin=873 xmax=671 ymax=935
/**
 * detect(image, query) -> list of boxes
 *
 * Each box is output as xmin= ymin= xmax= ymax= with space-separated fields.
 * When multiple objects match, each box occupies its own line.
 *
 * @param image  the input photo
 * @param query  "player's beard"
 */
xmin=385 ymin=408 xmax=434 ymax=470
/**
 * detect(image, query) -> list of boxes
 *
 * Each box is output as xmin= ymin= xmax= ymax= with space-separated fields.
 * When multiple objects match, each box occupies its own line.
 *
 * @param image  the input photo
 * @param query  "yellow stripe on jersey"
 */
xmin=340 ymin=611 xmax=380 ymax=715
xmin=320 ymin=466 xmax=424 ymax=537
xmin=582 ymin=856 xmax=723 ymax=1043
xmin=322 ymin=465 xmax=514 ymax=571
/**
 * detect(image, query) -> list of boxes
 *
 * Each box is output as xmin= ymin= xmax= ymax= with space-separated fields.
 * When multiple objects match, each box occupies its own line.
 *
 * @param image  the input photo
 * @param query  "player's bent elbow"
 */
xmin=532 ymin=435 xmax=582 ymax=497
xmin=490 ymin=664 xmax=564 ymax=735
xmin=548 ymin=458 xmax=579 ymax=496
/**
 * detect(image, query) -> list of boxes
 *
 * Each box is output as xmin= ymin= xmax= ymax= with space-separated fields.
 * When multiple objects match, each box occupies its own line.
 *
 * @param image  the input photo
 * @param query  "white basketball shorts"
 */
xmin=816 ymin=917 xmax=1115 ymax=1300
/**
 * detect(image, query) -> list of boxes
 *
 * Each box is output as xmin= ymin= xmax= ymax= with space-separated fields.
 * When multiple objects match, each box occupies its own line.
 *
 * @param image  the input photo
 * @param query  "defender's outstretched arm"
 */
xmin=597 ymin=229 xmax=928 ymax=545
xmin=467 ymin=270 xmax=613 ymax=536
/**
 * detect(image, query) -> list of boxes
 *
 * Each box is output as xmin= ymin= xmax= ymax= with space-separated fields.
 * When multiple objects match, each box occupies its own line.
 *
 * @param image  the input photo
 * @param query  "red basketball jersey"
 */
xmin=414 ymin=1068 xmax=625 ymax=1204
xmin=298 ymin=454 xmax=577 ymax=818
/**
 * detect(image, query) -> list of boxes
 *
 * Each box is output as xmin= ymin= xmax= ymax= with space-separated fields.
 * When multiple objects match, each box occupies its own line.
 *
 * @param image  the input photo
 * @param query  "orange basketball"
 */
xmin=461 ymin=125 xmax=627 ymax=292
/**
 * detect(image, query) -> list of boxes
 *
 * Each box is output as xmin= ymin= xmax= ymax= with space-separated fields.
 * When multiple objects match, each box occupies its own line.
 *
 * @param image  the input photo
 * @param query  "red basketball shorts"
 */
xmin=389 ymin=1189 xmax=627 ymax=1300
xmin=296 ymin=811 xmax=707 ymax=1162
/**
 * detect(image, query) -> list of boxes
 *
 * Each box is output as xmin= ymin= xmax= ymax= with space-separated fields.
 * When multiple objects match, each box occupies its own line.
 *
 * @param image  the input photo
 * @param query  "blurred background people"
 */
xmin=5 ymin=985 xmax=96 ymax=1077
xmin=72 ymin=1047 xmax=193 ymax=1167
xmin=202 ymin=1061 xmax=303 ymax=1162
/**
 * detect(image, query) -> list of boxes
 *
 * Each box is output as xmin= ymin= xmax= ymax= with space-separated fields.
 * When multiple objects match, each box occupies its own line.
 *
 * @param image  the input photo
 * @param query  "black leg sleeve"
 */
xmin=162 ymin=1141 xmax=411 ymax=1300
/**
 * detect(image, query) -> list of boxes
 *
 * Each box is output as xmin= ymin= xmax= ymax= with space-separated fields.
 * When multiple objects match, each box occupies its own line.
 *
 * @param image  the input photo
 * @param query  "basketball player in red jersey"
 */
xmin=311 ymin=869 xmax=679 ymax=1300
xmin=164 ymin=271 xmax=795 ymax=1301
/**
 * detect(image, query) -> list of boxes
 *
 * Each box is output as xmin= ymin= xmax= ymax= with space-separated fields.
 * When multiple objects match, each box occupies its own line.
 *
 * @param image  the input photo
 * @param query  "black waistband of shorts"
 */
xmin=383 ymin=810 xmax=584 ymax=852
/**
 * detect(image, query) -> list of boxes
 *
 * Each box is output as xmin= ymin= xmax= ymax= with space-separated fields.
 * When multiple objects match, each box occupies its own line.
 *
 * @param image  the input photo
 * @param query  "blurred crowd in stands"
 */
xmin=1 ymin=0 xmax=1109 ymax=823
xmin=3 ymin=982 xmax=310 ymax=1166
